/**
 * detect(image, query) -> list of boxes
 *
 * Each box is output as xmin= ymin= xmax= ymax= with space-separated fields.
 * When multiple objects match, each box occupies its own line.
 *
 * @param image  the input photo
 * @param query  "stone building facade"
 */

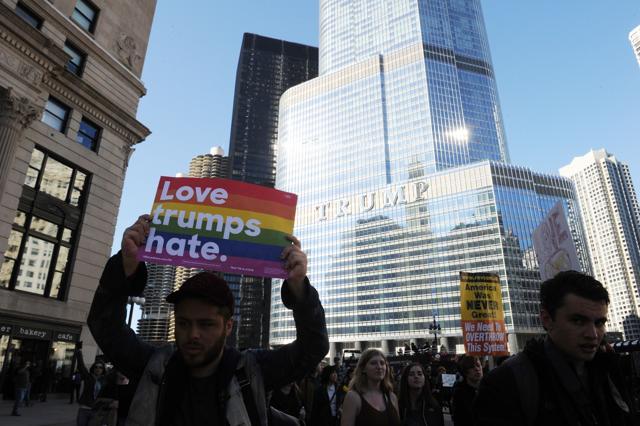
xmin=0 ymin=0 xmax=156 ymax=385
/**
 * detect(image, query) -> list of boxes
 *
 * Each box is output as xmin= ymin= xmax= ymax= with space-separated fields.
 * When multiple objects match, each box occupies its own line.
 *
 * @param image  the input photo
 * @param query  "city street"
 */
xmin=0 ymin=394 xmax=75 ymax=426
xmin=0 ymin=393 xmax=453 ymax=426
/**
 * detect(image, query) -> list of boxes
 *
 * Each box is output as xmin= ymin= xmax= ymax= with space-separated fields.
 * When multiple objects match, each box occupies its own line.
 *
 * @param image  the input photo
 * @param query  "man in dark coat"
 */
xmin=88 ymin=214 xmax=329 ymax=425
xmin=452 ymin=356 xmax=482 ymax=426
xmin=474 ymin=270 xmax=637 ymax=426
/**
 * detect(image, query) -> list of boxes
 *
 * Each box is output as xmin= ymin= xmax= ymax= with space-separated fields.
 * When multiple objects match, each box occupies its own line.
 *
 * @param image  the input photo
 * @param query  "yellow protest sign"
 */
xmin=460 ymin=272 xmax=509 ymax=356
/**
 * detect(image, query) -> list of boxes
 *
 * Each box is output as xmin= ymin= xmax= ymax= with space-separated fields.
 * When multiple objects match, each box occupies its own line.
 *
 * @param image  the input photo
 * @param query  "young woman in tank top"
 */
xmin=340 ymin=348 xmax=401 ymax=426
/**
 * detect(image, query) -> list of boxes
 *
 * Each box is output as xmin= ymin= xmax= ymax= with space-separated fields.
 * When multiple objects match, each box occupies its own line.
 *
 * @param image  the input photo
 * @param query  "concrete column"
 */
xmin=329 ymin=341 xmax=337 ymax=364
xmin=353 ymin=341 xmax=362 ymax=351
xmin=0 ymin=87 xmax=41 ymax=197
xmin=381 ymin=340 xmax=391 ymax=355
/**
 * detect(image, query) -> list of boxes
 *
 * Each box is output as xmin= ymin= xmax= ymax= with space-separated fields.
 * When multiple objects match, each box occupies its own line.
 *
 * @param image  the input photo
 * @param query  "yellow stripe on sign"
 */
xmin=151 ymin=201 xmax=295 ymax=234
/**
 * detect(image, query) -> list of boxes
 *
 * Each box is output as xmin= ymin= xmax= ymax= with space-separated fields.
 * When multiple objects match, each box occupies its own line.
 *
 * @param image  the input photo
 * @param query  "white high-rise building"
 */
xmin=560 ymin=150 xmax=640 ymax=339
xmin=630 ymin=25 xmax=640 ymax=68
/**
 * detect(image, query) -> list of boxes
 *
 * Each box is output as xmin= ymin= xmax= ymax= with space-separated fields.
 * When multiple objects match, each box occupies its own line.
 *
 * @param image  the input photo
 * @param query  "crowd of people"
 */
xmin=4 ymin=358 xmax=57 ymax=416
xmin=3 ymin=214 xmax=639 ymax=425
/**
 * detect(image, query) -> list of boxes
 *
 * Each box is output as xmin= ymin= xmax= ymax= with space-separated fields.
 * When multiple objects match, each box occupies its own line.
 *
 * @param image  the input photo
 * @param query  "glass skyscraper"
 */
xmin=271 ymin=0 xmax=589 ymax=356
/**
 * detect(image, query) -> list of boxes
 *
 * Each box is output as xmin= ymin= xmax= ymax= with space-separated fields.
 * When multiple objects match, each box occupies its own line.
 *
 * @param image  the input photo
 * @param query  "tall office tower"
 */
xmin=0 ymin=0 xmax=156 ymax=376
xmin=227 ymin=33 xmax=318 ymax=349
xmin=630 ymin=25 xmax=640 ymax=68
xmin=271 ymin=0 xmax=590 ymax=356
xmin=136 ymin=263 xmax=175 ymax=345
xmin=560 ymin=150 xmax=640 ymax=339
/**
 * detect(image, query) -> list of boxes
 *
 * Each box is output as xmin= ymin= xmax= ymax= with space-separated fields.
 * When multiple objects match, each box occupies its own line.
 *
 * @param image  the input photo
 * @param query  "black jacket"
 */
xmin=452 ymin=381 xmax=477 ymax=426
xmin=311 ymin=383 xmax=345 ymax=426
xmin=74 ymin=351 xmax=103 ymax=407
xmin=474 ymin=338 xmax=638 ymax=426
xmin=87 ymin=252 xmax=329 ymax=424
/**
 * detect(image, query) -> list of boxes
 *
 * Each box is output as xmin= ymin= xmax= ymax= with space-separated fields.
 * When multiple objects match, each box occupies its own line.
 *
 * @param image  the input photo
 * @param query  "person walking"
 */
xmin=474 ymin=271 xmax=636 ymax=426
xmin=74 ymin=348 xmax=106 ymax=426
xmin=270 ymin=382 xmax=305 ymax=421
xmin=398 ymin=363 xmax=444 ymax=426
xmin=299 ymin=364 xmax=322 ymax=423
xmin=340 ymin=348 xmax=401 ymax=426
xmin=10 ymin=360 xmax=30 ymax=416
xmin=311 ymin=365 xmax=344 ymax=426
xmin=451 ymin=356 xmax=482 ymax=426
xmin=87 ymin=214 xmax=329 ymax=425
xmin=69 ymin=369 xmax=82 ymax=404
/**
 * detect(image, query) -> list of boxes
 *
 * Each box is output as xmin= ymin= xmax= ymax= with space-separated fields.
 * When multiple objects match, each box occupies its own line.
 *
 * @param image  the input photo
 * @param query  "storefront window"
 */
xmin=0 ymin=147 xmax=89 ymax=300
xmin=50 ymin=341 xmax=75 ymax=380
xmin=0 ymin=335 xmax=11 ymax=372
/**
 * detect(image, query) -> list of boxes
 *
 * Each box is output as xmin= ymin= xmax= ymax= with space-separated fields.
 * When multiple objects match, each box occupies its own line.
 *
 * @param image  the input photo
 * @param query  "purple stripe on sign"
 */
xmin=142 ymin=254 xmax=288 ymax=279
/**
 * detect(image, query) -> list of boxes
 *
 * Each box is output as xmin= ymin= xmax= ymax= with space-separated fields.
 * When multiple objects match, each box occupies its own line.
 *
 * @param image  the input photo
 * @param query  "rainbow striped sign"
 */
xmin=138 ymin=176 xmax=297 ymax=279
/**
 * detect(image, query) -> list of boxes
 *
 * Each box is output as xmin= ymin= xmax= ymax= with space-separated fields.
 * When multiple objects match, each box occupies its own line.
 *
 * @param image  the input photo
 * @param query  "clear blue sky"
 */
xmin=114 ymin=0 xmax=640 ymax=253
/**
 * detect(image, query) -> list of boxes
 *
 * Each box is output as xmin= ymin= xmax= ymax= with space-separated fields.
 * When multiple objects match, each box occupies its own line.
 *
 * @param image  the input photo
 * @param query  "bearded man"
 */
xmin=88 ymin=214 xmax=328 ymax=425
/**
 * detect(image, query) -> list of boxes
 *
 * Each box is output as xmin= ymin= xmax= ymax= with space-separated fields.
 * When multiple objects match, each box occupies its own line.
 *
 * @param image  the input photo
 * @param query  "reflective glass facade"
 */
xmin=271 ymin=0 xmax=589 ymax=353
xmin=271 ymin=161 xmax=588 ymax=351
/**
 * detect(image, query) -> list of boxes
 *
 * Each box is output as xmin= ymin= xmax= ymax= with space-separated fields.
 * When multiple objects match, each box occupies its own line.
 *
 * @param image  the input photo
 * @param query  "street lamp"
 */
xmin=428 ymin=315 xmax=441 ymax=353
xmin=127 ymin=296 xmax=146 ymax=328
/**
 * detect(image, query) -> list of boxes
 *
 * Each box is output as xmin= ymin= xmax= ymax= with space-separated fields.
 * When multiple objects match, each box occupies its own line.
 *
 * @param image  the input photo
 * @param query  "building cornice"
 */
xmin=19 ymin=0 xmax=147 ymax=97
xmin=0 ymin=3 xmax=68 ymax=76
xmin=1 ymin=3 xmax=151 ymax=145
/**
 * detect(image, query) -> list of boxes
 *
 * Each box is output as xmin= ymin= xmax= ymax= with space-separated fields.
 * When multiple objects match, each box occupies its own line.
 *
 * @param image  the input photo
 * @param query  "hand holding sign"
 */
xmin=281 ymin=235 xmax=307 ymax=299
xmin=122 ymin=214 xmax=150 ymax=277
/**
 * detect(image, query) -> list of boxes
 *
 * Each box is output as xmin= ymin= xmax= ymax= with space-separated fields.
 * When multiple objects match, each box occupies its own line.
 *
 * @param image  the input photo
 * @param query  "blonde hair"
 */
xmin=348 ymin=348 xmax=394 ymax=394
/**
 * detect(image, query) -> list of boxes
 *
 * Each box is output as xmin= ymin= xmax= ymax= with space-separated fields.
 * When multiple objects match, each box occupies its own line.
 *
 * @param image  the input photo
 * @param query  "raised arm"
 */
xmin=87 ymin=215 xmax=155 ymax=381
xmin=254 ymin=236 xmax=329 ymax=390
xmin=74 ymin=348 xmax=89 ymax=379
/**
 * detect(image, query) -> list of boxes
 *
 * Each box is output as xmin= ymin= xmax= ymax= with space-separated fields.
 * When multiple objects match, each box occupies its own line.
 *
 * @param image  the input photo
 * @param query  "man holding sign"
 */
xmin=87 ymin=214 xmax=329 ymax=425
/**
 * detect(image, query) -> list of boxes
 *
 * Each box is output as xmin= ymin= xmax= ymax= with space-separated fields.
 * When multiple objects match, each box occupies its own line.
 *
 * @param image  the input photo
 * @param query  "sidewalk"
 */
xmin=0 ymin=393 xmax=453 ymax=425
xmin=0 ymin=394 xmax=76 ymax=426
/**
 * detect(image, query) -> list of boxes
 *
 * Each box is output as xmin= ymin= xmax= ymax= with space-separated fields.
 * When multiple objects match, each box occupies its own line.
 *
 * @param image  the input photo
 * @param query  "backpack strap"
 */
xmin=235 ymin=366 xmax=261 ymax=426
xmin=506 ymin=353 xmax=538 ymax=426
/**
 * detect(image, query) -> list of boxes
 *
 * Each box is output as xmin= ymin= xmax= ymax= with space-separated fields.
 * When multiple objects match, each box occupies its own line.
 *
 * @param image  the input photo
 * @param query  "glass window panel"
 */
xmin=72 ymin=1 xmax=97 ymax=32
xmin=42 ymin=112 xmax=64 ymax=131
xmin=63 ymin=42 xmax=85 ymax=76
xmin=15 ymin=3 xmax=42 ymax=29
xmin=13 ymin=211 xmax=26 ymax=227
xmin=25 ymin=167 xmax=39 ymax=188
xmin=0 ymin=259 xmax=14 ymax=288
xmin=42 ymin=99 xmax=69 ymax=132
xmin=71 ymin=12 xmax=91 ymax=31
xmin=31 ymin=217 xmax=59 ymax=238
xmin=15 ymin=237 xmax=53 ymax=295
xmin=56 ymin=246 xmax=69 ymax=272
xmin=5 ymin=230 xmax=23 ymax=259
xmin=74 ymin=171 xmax=87 ymax=191
xmin=62 ymin=228 xmax=73 ymax=243
xmin=41 ymin=157 xmax=73 ymax=201
xmin=70 ymin=189 xmax=83 ymax=207
xmin=50 ymin=341 xmax=76 ymax=378
xmin=29 ymin=149 xmax=44 ymax=170
xmin=76 ymin=120 xmax=100 ymax=151
xmin=49 ymin=272 xmax=62 ymax=299
xmin=75 ymin=0 xmax=96 ymax=20
xmin=79 ymin=120 xmax=98 ymax=139
xmin=45 ymin=99 xmax=68 ymax=120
